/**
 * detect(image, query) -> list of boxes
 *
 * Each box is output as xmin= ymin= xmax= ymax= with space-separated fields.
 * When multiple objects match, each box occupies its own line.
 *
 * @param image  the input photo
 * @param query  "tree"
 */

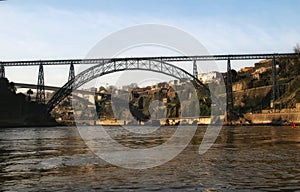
xmin=9 ymin=82 xmax=16 ymax=94
xmin=294 ymin=43 xmax=300 ymax=53
xmin=27 ymin=89 xmax=33 ymax=101
xmin=231 ymin=69 xmax=238 ymax=82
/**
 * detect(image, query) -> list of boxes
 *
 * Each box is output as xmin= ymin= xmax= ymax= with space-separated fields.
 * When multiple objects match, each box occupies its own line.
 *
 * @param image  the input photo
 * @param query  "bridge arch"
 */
xmin=47 ymin=59 xmax=210 ymax=112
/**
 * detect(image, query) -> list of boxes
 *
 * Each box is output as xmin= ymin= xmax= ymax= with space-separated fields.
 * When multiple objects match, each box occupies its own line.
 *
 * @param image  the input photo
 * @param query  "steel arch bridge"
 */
xmin=46 ymin=59 xmax=210 ymax=112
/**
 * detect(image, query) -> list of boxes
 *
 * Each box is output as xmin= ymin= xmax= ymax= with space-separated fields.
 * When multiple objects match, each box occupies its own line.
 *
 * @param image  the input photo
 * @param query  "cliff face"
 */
xmin=0 ymin=77 xmax=58 ymax=127
xmin=231 ymin=57 xmax=300 ymax=113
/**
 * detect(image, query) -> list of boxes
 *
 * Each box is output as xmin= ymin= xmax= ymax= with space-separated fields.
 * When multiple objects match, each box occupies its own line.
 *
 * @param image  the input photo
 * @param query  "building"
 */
xmin=198 ymin=71 xmax=223 ymax=84
xmin=240 ymin=67 xmax=253 ymax=73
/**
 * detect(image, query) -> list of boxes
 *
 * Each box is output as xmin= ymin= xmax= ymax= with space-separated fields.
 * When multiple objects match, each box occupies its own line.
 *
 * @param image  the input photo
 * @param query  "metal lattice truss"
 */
xmin=47 ymin=59 xmax=209 ymax=112
xmin=36 ymin=63 xmax=45 ymax=104
xmin=2 ymin=53 xmax=300 ymax=67
xmin=68 ymin=62 xmax=75 ymax=82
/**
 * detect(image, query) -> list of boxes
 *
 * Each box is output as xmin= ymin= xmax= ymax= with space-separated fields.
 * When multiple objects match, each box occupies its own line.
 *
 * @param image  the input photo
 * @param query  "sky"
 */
xmin=0 ymin=0 xmax=300 ymax=86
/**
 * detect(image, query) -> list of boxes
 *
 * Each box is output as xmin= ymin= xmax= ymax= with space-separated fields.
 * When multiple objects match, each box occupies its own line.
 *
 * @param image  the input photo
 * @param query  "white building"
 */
xmin=198 ymin=71 xmax=222 ymax=84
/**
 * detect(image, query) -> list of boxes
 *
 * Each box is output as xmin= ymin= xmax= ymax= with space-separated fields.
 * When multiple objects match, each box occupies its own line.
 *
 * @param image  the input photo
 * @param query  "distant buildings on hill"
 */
xmin=197 ymin=71 xmax=223 ymax=84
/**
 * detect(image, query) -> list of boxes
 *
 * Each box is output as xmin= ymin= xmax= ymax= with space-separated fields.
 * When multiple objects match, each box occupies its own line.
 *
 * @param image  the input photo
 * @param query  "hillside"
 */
xmin=231 ymin=56 xmax=300 ymax=113
xmin=0 ymin=77 xmax=58 ymax=127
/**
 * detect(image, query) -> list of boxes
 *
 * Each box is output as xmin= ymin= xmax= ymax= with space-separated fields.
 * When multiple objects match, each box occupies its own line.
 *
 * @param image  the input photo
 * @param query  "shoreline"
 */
xmin=1 ymin=122 xmax=298 ymax=128
xmin=1 ymin=112 xmax=299 ymax=128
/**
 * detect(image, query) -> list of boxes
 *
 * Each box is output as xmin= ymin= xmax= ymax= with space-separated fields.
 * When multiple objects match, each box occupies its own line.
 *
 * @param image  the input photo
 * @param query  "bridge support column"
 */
xmin=271 ymin=56 xmax=279 ymax=109
xmin=193 ymin=60 xmax=198 ymax=78
xmin=36 ymin=63 xmax=45 ymax=104
xmin=68 ymin=62 xmax=75 ymax=82
xmin=0 ymin=64 xmax=5 ymax=78
xmin=226 ymin=59 xmax=234 ymax=121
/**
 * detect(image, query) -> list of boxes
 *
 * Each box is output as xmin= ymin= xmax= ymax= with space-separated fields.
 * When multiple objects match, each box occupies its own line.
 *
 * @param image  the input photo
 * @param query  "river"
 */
xmin=0 ymin=126 xmax=300 ymax=191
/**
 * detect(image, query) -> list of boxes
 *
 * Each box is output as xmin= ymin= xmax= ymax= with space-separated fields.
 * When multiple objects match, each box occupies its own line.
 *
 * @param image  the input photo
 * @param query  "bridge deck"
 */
xmin=2 ymin=53 xmax=300 ymax=66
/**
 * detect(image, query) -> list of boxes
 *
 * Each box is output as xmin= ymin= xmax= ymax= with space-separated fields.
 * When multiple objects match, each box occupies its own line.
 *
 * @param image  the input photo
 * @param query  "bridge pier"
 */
xmin=36 ymin=63 xmax=45 ymax=104
xmin=193 ymin=60 xmax=198 ymax=78
xmin=226 ymin=59 xmax=234 ymax=120
xmin=68 ymin=62 xmax=75 ymax=82
xmin=0 ymin=64 xmax=5 ymax=78
xmin=271 ymin=56 xmax=279 ymax=109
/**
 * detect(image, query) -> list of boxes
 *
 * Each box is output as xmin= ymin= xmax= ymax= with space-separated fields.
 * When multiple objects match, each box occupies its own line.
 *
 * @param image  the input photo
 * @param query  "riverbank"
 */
xmin=0 ymin=117 xmax=59 ymax=128
xmin=243 ymin=112 xmax=300 ymax=125
xmin=55 ymin=112 xmax=300 ymax=127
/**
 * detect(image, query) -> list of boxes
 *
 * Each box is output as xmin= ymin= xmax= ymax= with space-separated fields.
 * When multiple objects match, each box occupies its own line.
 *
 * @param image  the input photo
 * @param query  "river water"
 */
xmin=0 ymin=126 xmax=300 ymax=191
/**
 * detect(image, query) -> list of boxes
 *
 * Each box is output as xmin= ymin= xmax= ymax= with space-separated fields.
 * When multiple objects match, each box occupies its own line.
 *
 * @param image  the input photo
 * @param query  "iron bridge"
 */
xmin=1 ymin=53 xmax=300 ymax=114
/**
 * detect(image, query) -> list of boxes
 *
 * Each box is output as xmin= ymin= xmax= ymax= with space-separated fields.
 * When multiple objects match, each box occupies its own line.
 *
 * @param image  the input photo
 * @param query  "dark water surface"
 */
xmin=1 ymin=126 xmax=300 ymax=191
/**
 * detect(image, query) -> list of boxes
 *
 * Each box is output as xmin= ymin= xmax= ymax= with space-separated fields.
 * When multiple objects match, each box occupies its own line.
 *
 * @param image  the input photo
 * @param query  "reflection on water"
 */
xmin=1 ymin=126 xmax=300 ymax=191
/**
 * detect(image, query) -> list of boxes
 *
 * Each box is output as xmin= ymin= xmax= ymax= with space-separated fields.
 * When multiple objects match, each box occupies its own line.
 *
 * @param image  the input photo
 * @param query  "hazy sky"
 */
xmin=0 ymin=0 xmax=300 ymax=86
